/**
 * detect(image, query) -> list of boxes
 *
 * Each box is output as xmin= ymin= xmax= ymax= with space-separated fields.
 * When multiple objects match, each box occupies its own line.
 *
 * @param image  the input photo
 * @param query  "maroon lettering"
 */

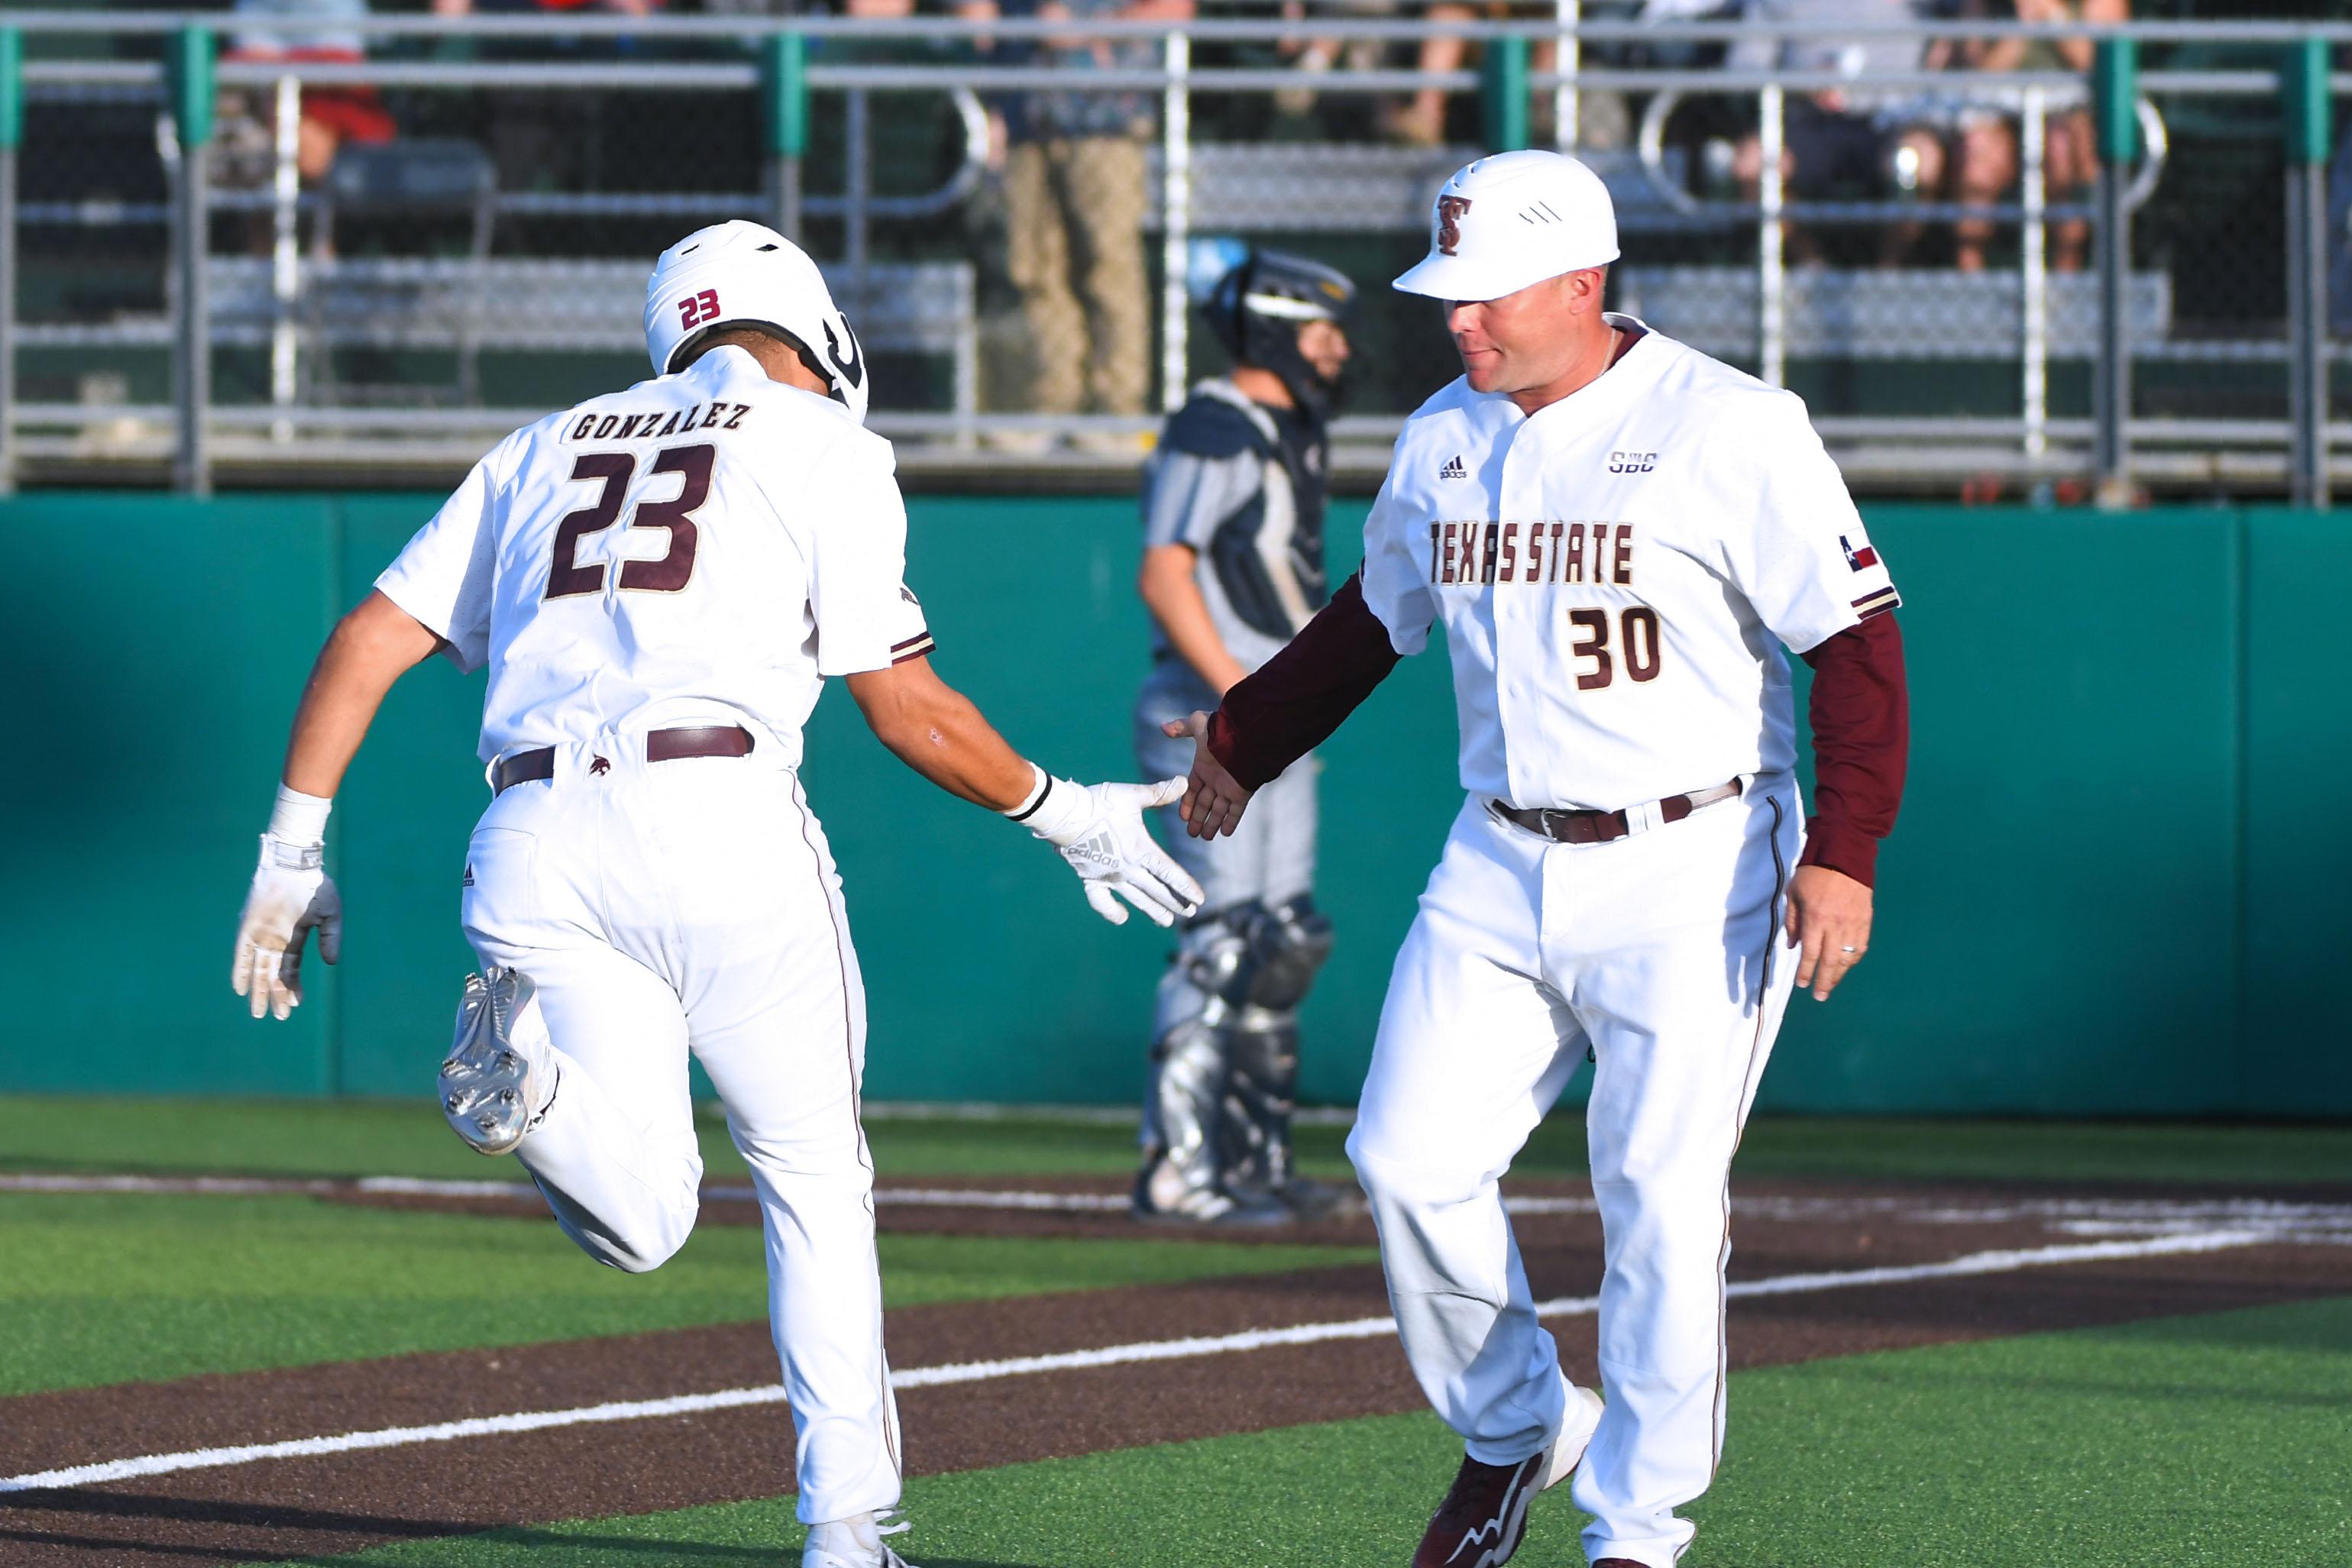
xmin=1440 ymin=523 xmax=1458 ymax=584
xmin=1613 ymin=524 xmax=1634 ymax=585
xmin=1523 ymin=522 xmax=1544 ymax=583
xmin=1500 ymin=522 xmax=1519 ymax=583
xmin=591 ymin=414 xmax=620 ymax=440
xmin=569 ymin=414 xmax=597 ymax=441
xmin=1430 ymin=522 xmax=1445 ymax=584
xmin=1482 ymin=524 xmax=1500 ymax=585
xmin=1623 ymin=606 xmax=1662 ymax=681
xmin=1564 ymin=523 xmax=1586 ymax=584
xmin=545 ymin=451 xmax=632 ymax=600
xmin=616 ymin=415 xmax=648 ymax=441
xmin=655 ymin=410 xmax=684 ymax=438
xmin=724 ymin=403 xmax=752 ymax=430
xmin=616 ymin=443 xmax=714 ymax=593
xmin=1569 ymin=608 xmax=1613 ymax=690
xmin=700 ymin=404 xmax=724 ymax=429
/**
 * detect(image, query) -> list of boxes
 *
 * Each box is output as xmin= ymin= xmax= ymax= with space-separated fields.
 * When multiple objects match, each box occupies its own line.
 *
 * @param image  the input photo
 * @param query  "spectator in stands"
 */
xmin=431 ymin=0 xmax=665 ymax=17
xmin=1966 ymin=0 xmax=2125 ymax=272
xmin=1265 ymin=1 xmax=1494 ymax=150
xmin=961 ymin=0 xmax=1195 ymax=444
xmin=429 ymin=0 xmax=666 ymax=196
xmin=218 ymin=0 xmax=396 ymax=188
xmin=1728 ymin=0 xmax=1940 ymax=266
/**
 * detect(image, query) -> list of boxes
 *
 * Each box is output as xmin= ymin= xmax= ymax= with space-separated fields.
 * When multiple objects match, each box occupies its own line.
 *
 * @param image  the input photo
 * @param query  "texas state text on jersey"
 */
xmin=1357 ymin=315 xmax=1901 ymax=815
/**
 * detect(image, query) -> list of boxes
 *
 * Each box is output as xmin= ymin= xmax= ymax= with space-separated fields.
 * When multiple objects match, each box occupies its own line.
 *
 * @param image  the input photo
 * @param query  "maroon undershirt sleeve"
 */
xmin=1796 ymin=613 xmax=1910 ymax=887
xmin=1206 ymin=572 xmax=1406 ymax=790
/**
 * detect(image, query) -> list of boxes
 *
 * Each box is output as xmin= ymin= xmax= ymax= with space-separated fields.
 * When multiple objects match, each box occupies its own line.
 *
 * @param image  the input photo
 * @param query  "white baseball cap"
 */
xmin=644 ymin=220 xmax=870 ymax=425
xmin=1393 ymin=150 xmax=1621 ymax=303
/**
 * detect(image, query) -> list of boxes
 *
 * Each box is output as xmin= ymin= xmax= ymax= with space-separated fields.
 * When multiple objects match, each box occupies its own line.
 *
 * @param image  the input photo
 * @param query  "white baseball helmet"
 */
xmin=643 ymin=220 xmax=870 ymax=425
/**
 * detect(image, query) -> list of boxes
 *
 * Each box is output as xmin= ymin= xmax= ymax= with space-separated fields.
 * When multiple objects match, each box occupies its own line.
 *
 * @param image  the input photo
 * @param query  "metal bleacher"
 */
xmin=204 ymin=255 xmax=979 ymax=419
xmin=1614 ymin=267 xmax=2174 ymax=363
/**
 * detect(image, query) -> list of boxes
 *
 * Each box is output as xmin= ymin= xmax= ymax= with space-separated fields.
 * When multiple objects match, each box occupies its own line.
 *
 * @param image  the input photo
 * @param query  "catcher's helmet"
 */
xmin=1204 ymin=249 xmax=1357 ymax=419
xmin=644 ymin=221 xmax=869 ymax=425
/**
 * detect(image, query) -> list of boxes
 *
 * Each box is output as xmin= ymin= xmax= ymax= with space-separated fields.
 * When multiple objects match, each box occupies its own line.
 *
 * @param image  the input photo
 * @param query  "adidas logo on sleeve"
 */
xmin=1439 ymin=455 xmax=1467 ymax=480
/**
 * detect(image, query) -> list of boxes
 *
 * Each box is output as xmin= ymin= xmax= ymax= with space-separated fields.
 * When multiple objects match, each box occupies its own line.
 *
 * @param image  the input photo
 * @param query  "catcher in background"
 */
xmin=1130 ymin=248 xmax=1359 ymax=1224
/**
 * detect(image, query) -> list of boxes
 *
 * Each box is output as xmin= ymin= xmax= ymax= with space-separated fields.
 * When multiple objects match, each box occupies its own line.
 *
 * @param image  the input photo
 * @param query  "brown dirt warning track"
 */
xmin=4 ymin=1177 xmax=2350 ymax=1566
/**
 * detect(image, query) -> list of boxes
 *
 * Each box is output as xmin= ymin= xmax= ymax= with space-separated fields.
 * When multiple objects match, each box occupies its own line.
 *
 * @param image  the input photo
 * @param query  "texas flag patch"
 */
xmin=1841 ymin=532 xmax=1899 ymax=619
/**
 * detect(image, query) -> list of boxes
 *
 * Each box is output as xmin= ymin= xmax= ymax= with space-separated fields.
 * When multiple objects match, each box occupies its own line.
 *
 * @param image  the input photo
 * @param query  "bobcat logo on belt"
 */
xmin=1436 ymin=196 xmax=1474 ymax=256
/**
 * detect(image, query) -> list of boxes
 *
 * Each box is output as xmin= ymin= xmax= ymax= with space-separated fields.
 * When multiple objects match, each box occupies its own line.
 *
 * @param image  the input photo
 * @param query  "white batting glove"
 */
xmin=1014 ymin=773 xmax=1206 ymax=928
xmin=232 ymin=787 xmax=343 ymax=1021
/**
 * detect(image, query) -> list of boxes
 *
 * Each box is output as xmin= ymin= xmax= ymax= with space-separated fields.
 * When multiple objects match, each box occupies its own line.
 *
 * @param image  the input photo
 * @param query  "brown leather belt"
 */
xmin=1490 ymin=778 xmax=1743 ymax=845
xmin=493 ymin=726 xmax=755 ymax=795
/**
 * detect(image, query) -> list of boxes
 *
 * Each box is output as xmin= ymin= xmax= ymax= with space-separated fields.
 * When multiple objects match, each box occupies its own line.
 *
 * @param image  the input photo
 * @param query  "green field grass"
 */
xmin=0 ymin=1191 xmax=1369 ymax=1396
xmin=6 ymin=1095 xmax=2352 ymax=1188
xmin=247 ymin=1295 xmax=2352 ymax=1568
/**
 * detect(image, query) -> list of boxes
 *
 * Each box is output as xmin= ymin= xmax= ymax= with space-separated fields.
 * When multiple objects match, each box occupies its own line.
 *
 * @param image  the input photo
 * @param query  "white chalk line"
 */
xmin=0 ymin=1227 xmax=2273 ymax=1498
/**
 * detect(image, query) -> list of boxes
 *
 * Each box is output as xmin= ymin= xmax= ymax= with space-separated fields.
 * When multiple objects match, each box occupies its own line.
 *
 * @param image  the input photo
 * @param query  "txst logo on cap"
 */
xmin=1436 ymin=196 xmax=1473 ymax=257
xmin=1394 ymin=151 xmax=1621 ymax=304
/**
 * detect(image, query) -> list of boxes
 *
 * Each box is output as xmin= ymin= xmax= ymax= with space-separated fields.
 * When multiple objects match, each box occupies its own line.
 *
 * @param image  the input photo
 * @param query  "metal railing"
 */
xmin=0 ymin=11 xmax=2341 ymax=500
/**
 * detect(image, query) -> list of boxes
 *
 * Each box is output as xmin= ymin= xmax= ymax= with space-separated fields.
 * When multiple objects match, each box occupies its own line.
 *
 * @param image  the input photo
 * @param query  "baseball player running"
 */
xmin=1131 ymin=247 xmax=1357 ymax=1225
xmin=1170 ymin=152 xmax=1909 ymax=1567
xmin=229 ymin=220 xmax=1202 ymax=1568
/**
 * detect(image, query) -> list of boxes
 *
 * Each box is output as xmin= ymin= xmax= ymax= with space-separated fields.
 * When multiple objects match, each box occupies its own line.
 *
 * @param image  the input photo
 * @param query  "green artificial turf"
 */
xmin=8 ymin=1096 xmax=2352 ymax=1188
xmin=0 ymin=1191 xmax=1368 ymax=1397
xmin=0 ymin=1097 xmax=1231 ymax=1183
xmin=245 ymin=1294 xmax=2352 ymax=1568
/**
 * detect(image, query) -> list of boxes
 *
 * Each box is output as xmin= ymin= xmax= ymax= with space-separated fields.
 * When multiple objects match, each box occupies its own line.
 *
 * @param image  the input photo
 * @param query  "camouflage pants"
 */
xmin=1003 ymin=135 xmax=1151 ymax=418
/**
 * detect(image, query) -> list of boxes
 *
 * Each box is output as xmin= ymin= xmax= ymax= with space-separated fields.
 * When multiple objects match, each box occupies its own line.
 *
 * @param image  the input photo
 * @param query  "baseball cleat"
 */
xmin=1270 ymin=1173 xmax=1363 ymax=1222
xmin=1412 ymin=1449 xmax=1548 ymax=1568
xmin=801 ymin=1510 xmax=916 ymax=1568
xmin=1409 ymin=1381 xmax=1602 ymax=1568
xmin=438 ymin=968 xmax=548 ymax=1156
xmin=1131 ymin=1162 xmax=1293 ymax=1227
xmin=1536 ymin=1380 xmax=1604 ymax=1492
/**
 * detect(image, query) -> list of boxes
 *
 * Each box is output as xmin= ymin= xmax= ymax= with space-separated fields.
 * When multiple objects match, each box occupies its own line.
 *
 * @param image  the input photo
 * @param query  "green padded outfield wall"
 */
xmin=1 ymin=495 xmax=2344 ymax=1114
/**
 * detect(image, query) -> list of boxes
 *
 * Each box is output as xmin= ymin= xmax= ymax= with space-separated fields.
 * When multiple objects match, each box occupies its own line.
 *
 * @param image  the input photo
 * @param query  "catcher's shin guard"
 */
xmin=1136 ymin=1014 xmax=1232 ymax=1217
xmin=1216 ymin=899 xmax=1335 ymax=1212
xmin=1219 ymin=1012 xmax=1299 ymax=1197
xmin=1135 ymin=911 xmax=1286 ymax=1223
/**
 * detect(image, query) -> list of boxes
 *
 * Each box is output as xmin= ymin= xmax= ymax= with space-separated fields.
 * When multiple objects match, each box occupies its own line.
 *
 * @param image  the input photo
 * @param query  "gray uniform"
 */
xmin=1131 ymin=378 xmax=1335 ymax=1220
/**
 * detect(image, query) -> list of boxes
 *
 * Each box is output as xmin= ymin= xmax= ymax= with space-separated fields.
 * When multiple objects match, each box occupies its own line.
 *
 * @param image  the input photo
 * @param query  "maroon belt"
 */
xmin=1490 ymin=778 xmax=1743 ymax=845
xmin=493 ymin=726 xmax=755 ymax=795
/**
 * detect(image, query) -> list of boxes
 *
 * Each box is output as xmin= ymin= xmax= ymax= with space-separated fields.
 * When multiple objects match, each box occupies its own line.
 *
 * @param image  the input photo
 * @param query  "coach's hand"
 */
xmin=232 ymin=836 xmax=343 ymax=1020
xmin=1026 ymin=778 xmax=1206 ymax=928
xmin=1163 ymin=711 xmax=1255 ymax=841
xmin=1784 ymin=864 xmax=1871 ymax=1001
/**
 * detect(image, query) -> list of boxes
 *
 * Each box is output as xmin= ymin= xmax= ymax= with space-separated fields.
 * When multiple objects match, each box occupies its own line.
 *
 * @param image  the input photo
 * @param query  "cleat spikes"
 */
xmin=438 ymin=967 xmax=541 ymax=1157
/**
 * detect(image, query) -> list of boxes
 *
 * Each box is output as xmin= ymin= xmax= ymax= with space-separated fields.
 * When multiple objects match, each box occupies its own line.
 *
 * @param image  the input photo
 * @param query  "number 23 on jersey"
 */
xmin=545 ymin=444 xmax=716 ymax=600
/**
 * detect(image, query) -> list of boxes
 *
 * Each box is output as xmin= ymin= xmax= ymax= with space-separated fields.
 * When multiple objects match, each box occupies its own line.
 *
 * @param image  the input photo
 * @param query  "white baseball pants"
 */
xmin=1347 ymin=781 xmax=1799 ymax=1568
xmin=459 ymin=736 xmax=901 ymax=1528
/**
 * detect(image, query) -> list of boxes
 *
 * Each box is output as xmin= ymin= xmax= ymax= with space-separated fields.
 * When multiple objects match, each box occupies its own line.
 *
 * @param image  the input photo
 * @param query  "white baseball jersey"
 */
xmin=376 ymin=344 xmax=932 ymax=769
xmin=1357 ymin=315 xmax=1899 ymax=813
